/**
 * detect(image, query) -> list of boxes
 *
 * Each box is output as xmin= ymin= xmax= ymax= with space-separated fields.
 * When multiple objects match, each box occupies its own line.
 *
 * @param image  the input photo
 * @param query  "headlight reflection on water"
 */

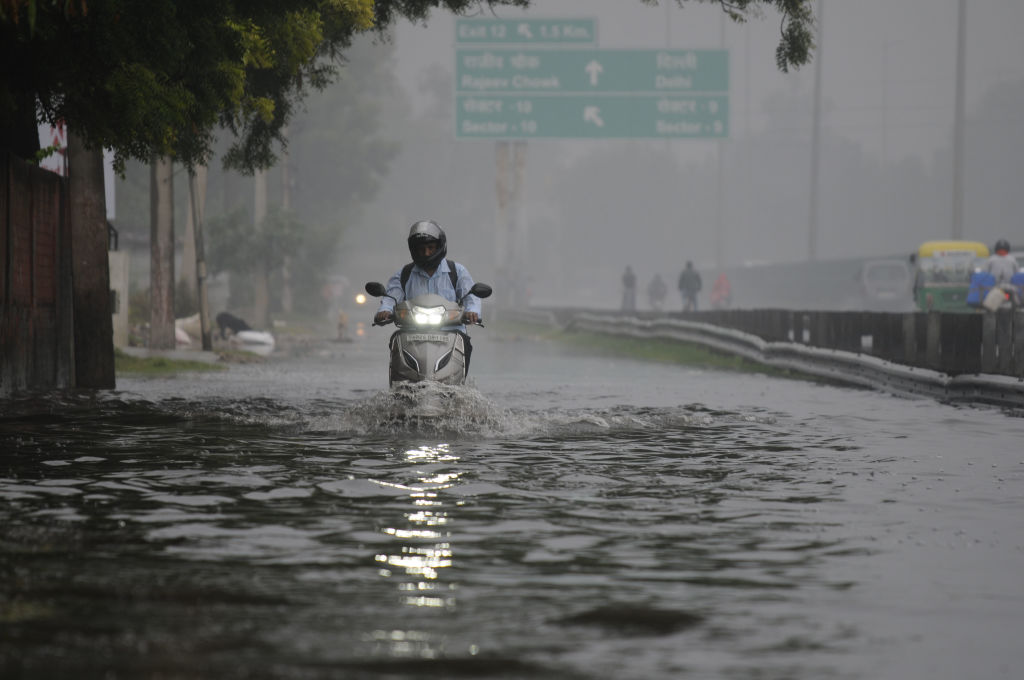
xmin=375 ymin=444 xmax=463 ymax=612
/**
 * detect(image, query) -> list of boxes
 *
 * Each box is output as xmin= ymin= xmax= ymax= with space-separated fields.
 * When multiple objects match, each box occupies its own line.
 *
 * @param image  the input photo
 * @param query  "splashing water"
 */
xmin=328 ymin=381 xmax=514 ymax=436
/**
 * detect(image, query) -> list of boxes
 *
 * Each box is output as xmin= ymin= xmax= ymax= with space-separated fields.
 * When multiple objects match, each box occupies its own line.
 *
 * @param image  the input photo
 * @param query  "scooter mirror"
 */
xmin=469 ymin=283 xmax=493 ymax=299
xmin=365 ymin=282 xmax=386 ymax=297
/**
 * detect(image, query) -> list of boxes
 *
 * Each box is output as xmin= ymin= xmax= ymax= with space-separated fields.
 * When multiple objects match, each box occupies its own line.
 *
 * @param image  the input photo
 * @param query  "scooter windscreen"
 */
xmin=393 ymin=293 xmax=464 ymax=328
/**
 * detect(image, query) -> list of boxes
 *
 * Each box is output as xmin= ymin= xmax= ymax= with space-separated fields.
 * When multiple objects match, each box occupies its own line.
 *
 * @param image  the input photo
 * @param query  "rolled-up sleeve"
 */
xmin=455 ymin=263 xmax=481 ymax=315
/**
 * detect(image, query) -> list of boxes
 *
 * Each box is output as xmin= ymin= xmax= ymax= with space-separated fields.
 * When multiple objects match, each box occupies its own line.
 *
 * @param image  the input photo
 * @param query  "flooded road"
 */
xmin=3 ymin=332 xmax=1024 ymax=679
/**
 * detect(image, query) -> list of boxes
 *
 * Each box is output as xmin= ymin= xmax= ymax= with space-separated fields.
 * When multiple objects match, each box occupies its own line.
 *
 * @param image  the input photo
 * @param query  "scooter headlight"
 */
xmin=412 ymin=305 xmax=446 ymax=326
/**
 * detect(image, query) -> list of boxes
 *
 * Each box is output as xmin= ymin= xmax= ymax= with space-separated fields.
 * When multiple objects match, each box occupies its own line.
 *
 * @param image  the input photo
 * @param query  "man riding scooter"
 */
xmin=981 ymin=239 xmax=1022 ymax=309
xmin=373 ymin=220 xmax=484 ymax=376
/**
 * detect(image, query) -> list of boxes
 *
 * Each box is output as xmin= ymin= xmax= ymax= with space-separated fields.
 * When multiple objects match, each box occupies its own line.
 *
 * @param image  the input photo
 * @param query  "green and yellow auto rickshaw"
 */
xmin=911 ymin=240 xmax=989 ymax=311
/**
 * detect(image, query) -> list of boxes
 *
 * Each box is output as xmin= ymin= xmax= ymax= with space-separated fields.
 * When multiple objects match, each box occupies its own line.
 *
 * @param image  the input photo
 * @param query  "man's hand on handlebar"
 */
xmin=464 ymin=312 xmax=480 ymax=325
xmin=374 ymin=310 xmax=394 ymax=325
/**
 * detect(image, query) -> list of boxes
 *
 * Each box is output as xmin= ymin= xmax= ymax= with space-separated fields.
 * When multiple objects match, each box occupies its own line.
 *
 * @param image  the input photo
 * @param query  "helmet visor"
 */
xmin=409 ymin=220 xmax=444 ymax=241
xmin=407 ymin=221 xmax=447 ymax=268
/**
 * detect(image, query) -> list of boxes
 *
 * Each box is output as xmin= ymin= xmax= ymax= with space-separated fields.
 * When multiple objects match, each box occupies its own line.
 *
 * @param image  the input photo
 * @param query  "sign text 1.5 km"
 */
xmin=455 ymin=18 xmax=597 ymax=45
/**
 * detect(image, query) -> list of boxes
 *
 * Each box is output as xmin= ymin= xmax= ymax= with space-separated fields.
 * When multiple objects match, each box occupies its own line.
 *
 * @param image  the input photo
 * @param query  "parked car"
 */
xmin=856 ymin=258 xmax=914 ymax=311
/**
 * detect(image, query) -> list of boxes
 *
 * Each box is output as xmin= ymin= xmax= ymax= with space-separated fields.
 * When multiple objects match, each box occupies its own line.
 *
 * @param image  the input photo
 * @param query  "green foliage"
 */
xmin=774 ymin=0 xmax=816 ymax=72
xmin=639 ymin=0 xmax=815 ymax=72
xmin=205 ymin=205 xmax=305 ymax=316
xmin=289 ymin=39 xmax=402 ymax=229
xmin=114 ymin=349 xmax=226 ymax=376
xmin=2 ymin=0 xmax=814 ymax=176
xmin=175 ymin=279 xmax=199 ymax=319
xmin=206 ymin=207 xmax=304 ymax=278
xmin=508 ymin=320 xmax=808 ymax=379
xmin=32 ymin=143 xmax=60 ymax=165
xmin=2 ymin=0 xmax=381 ymax=172
xmin=128 ymin=286 xmax=151 ymax=327
xmin=108 ymin=35 xmax=404 ymax=320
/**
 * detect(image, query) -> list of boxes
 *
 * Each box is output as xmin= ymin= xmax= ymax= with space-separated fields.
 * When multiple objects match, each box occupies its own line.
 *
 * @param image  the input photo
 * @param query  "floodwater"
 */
xmin=2 ymin=330 xmax=1024 ymax=680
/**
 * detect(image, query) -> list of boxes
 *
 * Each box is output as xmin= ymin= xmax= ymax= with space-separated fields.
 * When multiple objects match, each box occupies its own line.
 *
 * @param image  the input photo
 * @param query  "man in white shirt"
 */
xmin=985 ymin=239 xmax=1019 ymax=285
xmin=373 ymin=220 xmax=482 ymax=370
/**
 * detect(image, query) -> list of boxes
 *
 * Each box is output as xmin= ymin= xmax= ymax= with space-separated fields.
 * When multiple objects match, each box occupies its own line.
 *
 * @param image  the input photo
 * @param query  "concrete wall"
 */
xmin=108 ymin=250 xmax=130 ymax=348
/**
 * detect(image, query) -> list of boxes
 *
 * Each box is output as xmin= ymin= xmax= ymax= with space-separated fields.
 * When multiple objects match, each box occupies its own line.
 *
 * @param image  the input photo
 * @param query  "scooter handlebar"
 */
xmin=371 ymin=313 xmax=483 ymax=328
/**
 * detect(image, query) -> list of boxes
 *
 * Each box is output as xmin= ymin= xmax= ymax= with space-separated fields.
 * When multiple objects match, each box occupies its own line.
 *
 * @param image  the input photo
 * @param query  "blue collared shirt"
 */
xmin=377 ymin=260 xmax=481 ymax=331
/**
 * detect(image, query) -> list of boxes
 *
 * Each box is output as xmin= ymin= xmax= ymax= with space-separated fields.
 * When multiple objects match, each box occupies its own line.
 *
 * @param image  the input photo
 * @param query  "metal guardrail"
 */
xmin=510 ymin=309 xmax=1024 ymax=409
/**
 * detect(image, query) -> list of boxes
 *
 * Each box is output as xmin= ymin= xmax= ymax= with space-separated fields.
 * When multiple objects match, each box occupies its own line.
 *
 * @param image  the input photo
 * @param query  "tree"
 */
xmin=149 ymin=156 xmax=175 ymax=349
xmin=67 ymin=130 xmax=114 ymax=387
xmin=2 ymin=1 xmax=814 ymax=174
xmin=1 ymin=0 xmax=814 ymax=387
xmin=205 ymin=206 xmax=304 ymax=326
xmin=282 ymin=37 xmax=403 ymax=315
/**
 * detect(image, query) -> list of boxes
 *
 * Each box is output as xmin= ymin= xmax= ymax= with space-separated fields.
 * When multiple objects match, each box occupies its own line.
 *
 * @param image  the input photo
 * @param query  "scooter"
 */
xmin=364 ymin=281 xmax=492 ymax=387
xmin=982 ymin=281 xmax=1024 ymax=311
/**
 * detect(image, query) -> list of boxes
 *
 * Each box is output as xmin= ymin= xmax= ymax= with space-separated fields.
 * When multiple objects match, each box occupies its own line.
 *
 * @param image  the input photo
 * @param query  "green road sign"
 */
xmin=456 ymin=49 xmax=728 ymax=94
xmin=455 ymin=18 xmax=597 ymax=45
xmin=456 ymin=94 xmax=728 ymax=139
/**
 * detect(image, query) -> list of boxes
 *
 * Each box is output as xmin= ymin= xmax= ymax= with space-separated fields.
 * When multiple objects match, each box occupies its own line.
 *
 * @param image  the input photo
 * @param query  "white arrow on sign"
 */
xmin=517 ymin=23 xmax=533 ymax=40
xmin=583 ymin=106 xmax=604 ymax=127
xmin=585 ymin=60 xmax=604 ymax=86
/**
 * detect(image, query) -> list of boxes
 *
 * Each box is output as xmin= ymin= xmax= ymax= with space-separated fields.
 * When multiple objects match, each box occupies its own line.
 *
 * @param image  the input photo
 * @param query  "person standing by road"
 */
xmin=647 ymin=273 xmax=668 ymax=310
xmin=710 ymin=272 xmax=732 ymax=309
xmin=678 ymin=261 xmax=702 ymax=312
xmin=621 ymin=266 xmax=637 ymax=311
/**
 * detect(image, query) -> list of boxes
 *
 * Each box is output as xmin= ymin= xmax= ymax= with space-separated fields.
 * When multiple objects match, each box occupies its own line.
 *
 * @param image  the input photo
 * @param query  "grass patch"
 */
xmin=114 ymin=349 xmax=227 ymax=376
xmin=495 ymin=319 xmax=806 ymax=379
xmin=567 ymin=331 xmax=795 ymax=376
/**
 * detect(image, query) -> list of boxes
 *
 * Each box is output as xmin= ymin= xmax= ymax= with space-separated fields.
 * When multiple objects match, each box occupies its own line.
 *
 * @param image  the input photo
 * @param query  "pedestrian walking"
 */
xmin=647 ymin=273 xmax=667 ymax=310
xmin=678 ymin=261 xmax=702 ymax=312
xmin=622 ymin=266 xmax=637 ymax=311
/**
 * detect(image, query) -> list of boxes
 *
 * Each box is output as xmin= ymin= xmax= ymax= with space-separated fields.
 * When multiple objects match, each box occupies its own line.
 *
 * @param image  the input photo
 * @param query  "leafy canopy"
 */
xmin=651 ymin=0 xmax=816 ymax=72
xmin=0 ymin=0 xmax=814 ymax=174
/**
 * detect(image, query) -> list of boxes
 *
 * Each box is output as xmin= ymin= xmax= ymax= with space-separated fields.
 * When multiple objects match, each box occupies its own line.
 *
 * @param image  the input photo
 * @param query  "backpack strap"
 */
xmin=400 ymin=262 xmax=414 ymax=292
xmin=400 ymin=260 xmax=459 ymax=297
xmin=448 ymin=259 xmax=458 ymax=291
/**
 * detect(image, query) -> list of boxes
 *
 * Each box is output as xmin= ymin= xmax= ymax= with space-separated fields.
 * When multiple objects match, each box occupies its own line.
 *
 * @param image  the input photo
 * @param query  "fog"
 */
xmin=115 ymin=0 xmax=1024 ymax=315
xmin=324 ymin=0 xmax=1024 ymax=309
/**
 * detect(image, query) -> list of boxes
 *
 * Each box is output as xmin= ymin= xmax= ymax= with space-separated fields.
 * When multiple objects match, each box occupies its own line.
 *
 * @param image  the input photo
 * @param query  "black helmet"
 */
xmin=995 ymin=239 xmax=1010 ymax=253
xmin=407 ymin=220 xmax=447 ymax=269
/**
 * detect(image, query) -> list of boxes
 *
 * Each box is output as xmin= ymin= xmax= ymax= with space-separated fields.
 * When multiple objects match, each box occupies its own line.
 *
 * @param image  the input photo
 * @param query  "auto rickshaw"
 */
xmin=911 ymin=240 xmax=989 ymax=311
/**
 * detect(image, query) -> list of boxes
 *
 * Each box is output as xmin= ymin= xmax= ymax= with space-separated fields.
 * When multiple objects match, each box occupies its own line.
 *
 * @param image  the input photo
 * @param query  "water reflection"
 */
xmin=4 ymin=351 xmax=1024 ymax=680
xmin=373 ymin=443 xmax=464 ymax=657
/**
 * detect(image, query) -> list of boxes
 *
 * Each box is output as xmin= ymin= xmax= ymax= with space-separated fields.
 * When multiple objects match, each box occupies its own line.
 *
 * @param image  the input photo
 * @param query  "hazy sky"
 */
xmin=342 ymin=0 xmax=1024 ymax=306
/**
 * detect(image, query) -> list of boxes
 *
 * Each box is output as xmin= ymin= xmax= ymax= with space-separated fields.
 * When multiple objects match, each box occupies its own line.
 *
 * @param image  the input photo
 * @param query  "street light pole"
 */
xmin=715 ymin=10 xmax=726 ymax=271
xmin=807 ymin=0 xmax=824 ymax=262
xmin=951 ymin=0 xmax=966 ymax=240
